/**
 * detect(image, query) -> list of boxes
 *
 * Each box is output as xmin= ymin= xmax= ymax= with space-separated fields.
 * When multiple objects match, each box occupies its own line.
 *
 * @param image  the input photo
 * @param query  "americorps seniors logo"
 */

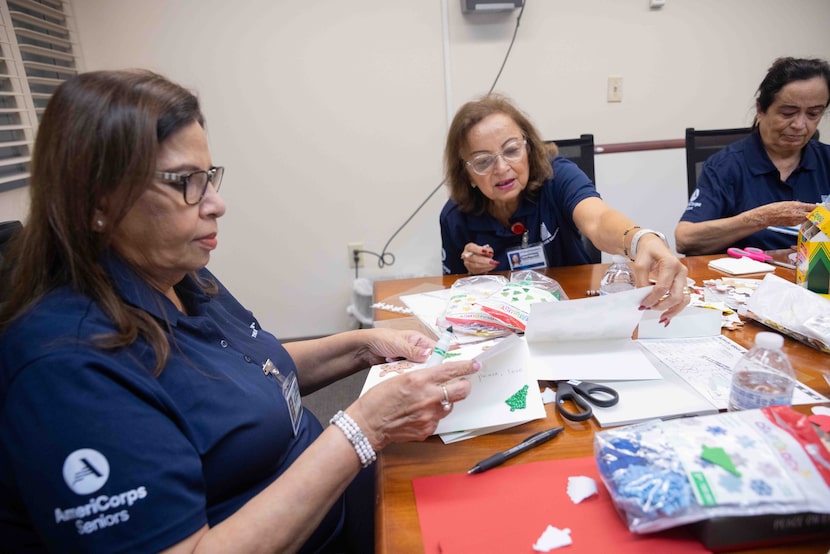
xmin=62 ymin=449 xmax=110 ymax=495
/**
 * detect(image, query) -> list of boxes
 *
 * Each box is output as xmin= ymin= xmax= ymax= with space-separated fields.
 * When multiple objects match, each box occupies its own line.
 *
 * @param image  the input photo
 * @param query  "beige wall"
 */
xmin=3 ymin=0 xmax=829 ymax=338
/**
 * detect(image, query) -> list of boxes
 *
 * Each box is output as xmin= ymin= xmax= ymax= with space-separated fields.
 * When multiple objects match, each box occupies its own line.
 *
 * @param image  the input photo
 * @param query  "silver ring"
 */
xmin=461 ymin=251 xmax=472 ymax=260
xmin=440 ymin=385 xmax=452 ymax=411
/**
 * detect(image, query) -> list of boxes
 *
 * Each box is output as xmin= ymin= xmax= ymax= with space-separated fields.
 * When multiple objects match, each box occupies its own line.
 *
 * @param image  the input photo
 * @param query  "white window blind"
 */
xmin=0 ymin=0 xmax=80 ymax=192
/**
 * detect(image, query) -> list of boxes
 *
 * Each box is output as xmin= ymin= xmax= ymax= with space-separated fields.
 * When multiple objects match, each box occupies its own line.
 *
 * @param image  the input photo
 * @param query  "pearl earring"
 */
xmin=95 ymin=218 xmax=104 ymax=229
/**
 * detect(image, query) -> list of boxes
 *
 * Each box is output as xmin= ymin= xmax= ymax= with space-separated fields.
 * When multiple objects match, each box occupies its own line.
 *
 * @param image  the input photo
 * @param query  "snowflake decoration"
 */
xmin=718 ymin=472 xmax=743 ymax=493
xmin=706 ymin=425 xmax=728 ymax=436
xmin=758 ymin=461 xmax=782 ymax=479
xmin=736 ymin=434 xmax=756 ymax=449
xmin=750 ymin=479 xmax=773 ymax=496
xmin=729 ymin=452 xmax=748 ymax=468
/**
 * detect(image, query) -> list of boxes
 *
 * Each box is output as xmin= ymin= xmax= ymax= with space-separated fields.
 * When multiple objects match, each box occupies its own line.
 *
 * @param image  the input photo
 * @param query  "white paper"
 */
xmin=529 ymin=338 xmax=661 ymax=381
xmin=360 ymin=335 xmax=546 ymax=438
xmin=399 ymin=289 xmax=455 ymax=335
xmin=525 ymin=286 xmax=652 ymax=342
xmin=583 ymin=346 xmax=719 ymax=427
xmin=637 ymin=305 xmax=722 ymax=339
xmin=638 ymin=335 xmax=829 ymax=409
xmin=708 ymin=257 xmax=776 ymax=275
xmin=434 ymin=335 xmax=546 ymax=435
xmin=525 ymin=286 xmax=662 ymax=381
xmin=566 ymin=476 xmax=598 ymax=504
xmin=533 ymin=526 xmax=572 ymax=552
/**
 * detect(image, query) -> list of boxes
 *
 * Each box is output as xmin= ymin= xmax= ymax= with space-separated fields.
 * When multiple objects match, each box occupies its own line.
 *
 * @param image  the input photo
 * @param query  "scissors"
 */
xmin=727 ymin=247 xmax=796 ymax=269
xmin=551 ymin=379 xmax=619 ymax=421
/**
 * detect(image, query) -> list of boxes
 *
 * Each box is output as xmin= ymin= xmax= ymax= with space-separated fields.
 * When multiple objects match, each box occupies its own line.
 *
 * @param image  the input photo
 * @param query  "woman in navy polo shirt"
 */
xmin=0 ymin=70 xmax=478 ymax=553
xmin=676 ymin=57 xmax=830 ymax=255
xmin=440 ymin=93 xmax=689 ymax=322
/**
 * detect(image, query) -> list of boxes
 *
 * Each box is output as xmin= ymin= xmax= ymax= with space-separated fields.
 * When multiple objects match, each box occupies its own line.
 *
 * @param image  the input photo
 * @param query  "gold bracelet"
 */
xmin=622 ymin=225 xmax=641 ymax=260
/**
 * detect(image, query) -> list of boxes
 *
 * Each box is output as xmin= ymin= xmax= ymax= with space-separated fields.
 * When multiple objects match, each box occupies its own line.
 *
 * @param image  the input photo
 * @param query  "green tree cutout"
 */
xmin=505 ymin=385 xmax=529 ymax=412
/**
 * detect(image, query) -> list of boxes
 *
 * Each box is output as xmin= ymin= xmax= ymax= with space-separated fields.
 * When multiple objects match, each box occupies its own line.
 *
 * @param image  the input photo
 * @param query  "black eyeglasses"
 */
xmin=156 ymin=166 xmax=225 ymax=205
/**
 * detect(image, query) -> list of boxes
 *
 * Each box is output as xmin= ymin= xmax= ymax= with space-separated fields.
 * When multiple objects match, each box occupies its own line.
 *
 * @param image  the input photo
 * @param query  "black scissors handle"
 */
xmin=576 ymin=381 xmax=619 ymax=407
xmin=554 ymin=380 xmax=620 ymax=422
xmin=555 ymin=384 xmax=593 ymax=421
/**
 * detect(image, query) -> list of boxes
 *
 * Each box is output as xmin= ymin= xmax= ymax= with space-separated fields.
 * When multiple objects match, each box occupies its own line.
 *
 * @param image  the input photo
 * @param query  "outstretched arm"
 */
xmin=675 ymin=200 xmax=816 ymax=255
xmin=573 ymin=197 xmax=689 ymax=322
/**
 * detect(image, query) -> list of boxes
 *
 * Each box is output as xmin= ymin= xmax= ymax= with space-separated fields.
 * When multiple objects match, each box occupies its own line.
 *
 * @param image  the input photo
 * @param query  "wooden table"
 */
xmin=372 ymin=252 xmax=830 ymax=553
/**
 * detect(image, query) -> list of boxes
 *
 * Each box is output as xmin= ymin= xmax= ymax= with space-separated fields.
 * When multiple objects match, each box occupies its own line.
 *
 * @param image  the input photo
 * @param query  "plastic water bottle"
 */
xmin=599 ymin=255 xmax=635 ymax=295
xmin=727 ymin=332 xmax=795 ymax=411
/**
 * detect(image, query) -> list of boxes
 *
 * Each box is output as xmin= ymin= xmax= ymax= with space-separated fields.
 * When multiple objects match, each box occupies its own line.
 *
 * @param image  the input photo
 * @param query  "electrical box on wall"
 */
xmin=461 ymin=0 xmax=523 ymax=14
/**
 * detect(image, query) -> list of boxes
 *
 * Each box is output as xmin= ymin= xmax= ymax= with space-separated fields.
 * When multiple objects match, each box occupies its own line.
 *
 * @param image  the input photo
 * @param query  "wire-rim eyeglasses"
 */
xmin=465 ymin=139 xmax=527 ymax=176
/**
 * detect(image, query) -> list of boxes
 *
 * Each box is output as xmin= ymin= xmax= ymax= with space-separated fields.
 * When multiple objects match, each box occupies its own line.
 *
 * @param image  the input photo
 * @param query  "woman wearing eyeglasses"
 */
xmin=440 ymin=93 xmax=689 ymax=320
xmin=0 ymin=70 xmax=478 ymax=553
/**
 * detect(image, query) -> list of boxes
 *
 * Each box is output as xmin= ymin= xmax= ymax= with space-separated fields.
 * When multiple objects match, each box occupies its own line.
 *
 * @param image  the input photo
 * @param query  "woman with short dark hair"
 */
xmin=676 ymin=57 xmax=830 ymax=255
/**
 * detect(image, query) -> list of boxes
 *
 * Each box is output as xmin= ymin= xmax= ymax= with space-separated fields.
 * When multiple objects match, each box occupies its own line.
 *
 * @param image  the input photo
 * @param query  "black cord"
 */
xmin=355 ymin=2 xmax=526 ymax=276
xmin=488 ymin=1 xmax=525 ymax=95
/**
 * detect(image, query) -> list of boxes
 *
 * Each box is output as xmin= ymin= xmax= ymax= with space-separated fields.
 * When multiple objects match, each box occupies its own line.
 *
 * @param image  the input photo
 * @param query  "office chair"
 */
xmin=0 ymin=220 xmax=22 ymax=263
xmin=545 ymin=134 xmax=601 ymax=263
xmin=684 ymin=127 xmax=752 ymax=199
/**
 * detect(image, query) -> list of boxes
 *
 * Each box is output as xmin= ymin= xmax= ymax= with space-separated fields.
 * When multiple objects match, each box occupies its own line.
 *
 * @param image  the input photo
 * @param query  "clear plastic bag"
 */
xmin=442 ymin=271 xmax=567 ymax=336
xmin=593 ymin=407 xmax=830 ymax=534
xmin=746 ymin=273 xmax=830 ymax=353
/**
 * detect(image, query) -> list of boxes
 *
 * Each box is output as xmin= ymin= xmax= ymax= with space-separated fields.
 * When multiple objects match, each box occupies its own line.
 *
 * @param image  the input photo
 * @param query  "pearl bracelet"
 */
xmin=628 ymin=228 xmax=668 ymax=260
xmin=330 ymin=410 xmax=377 ymax=468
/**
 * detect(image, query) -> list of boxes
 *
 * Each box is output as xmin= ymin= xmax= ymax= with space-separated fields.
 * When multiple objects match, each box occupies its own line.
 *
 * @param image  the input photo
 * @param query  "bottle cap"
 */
xmin=754 ymin=331 xmax=784 ymax=350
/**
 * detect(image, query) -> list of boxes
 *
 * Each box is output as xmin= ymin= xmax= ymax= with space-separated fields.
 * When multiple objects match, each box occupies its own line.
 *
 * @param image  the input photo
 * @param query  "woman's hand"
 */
xmin=631 ymin=234 xmax=690 ymax=325
xmin=743 ymin=200 xmax=817 ymax=227
xmin=349 ymin=359 xmax=480 ymax=450
xmin=358 ymin=328 xmax=437 ymax=366
xmin=460 ymin=242 xmax=498 ymax=274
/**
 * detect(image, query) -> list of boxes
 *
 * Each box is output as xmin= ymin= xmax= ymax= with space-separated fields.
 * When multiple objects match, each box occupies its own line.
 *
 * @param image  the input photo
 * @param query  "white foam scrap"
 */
xmin=567 ymin=475 xmax=597 ymax=504
xmin=532 ymin=525 xmax=572 ymax=552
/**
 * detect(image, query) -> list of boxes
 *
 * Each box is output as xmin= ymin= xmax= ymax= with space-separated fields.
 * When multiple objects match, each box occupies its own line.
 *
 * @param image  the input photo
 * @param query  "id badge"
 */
xmin=263 ymin=358 xmax=304 ymax=436
xmin=507 ymin=243 xmax=547 ymax=271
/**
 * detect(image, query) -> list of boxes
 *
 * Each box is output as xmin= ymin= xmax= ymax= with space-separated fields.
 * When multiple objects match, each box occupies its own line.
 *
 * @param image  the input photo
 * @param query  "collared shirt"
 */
xmin=440 ymin=157 xmax=600 ymax=275
xmin=680 ymin=131 xmax=830 ymax=250
xmin=0 ymin=255 xmax=341 ymax=553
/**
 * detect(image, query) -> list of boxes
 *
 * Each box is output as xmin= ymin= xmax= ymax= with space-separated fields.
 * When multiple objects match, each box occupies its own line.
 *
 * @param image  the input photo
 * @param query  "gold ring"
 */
xmin=440 ymin=385 xmax=452 ymax=411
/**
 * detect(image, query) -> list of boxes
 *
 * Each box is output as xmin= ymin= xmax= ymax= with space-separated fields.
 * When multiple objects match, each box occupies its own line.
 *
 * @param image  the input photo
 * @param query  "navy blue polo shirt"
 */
xmin=441 ymin=157 xmax=600 ymax=274
xmin=680 ymin=131 xmax=830 ymax=250
xmin=0 ymin=255 xmax=342 ymax=552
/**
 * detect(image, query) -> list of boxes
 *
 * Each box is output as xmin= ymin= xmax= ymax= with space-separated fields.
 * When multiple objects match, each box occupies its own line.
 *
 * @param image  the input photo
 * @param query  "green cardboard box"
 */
xmin=796 ymin=204 xmax=830 ymax=299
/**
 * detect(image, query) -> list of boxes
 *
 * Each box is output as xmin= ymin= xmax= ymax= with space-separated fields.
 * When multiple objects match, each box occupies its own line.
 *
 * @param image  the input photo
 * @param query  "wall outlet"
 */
xmin=347 ymin=242 xmax=364 ymax=268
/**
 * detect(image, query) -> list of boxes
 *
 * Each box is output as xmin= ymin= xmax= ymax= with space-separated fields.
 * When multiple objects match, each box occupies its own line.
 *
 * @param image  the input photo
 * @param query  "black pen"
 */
xmin=467 ymin=426 xmax=564 ymax=474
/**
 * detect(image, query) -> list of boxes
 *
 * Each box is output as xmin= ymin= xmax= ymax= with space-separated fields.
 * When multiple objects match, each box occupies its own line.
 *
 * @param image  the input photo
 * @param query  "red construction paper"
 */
xmin=412 ymin=456 xmax=710 ymax=554
xmin=808 ymin=414 xmax=830 ymax=433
